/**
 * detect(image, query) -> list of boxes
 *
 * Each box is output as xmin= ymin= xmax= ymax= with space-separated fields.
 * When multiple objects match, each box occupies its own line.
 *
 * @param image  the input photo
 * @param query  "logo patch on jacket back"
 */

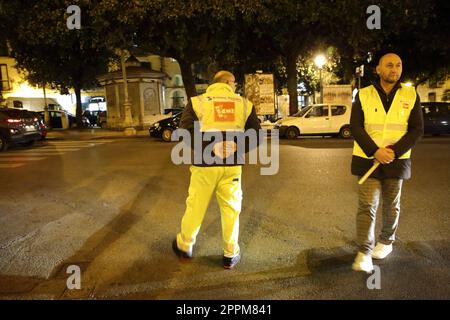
xmin=214 ymin=101 xmax=235 ymax=122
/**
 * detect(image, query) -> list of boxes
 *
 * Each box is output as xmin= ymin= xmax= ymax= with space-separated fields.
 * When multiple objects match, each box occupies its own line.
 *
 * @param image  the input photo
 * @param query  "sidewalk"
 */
xmin=46 ymin=128 xmax=149 ymax=141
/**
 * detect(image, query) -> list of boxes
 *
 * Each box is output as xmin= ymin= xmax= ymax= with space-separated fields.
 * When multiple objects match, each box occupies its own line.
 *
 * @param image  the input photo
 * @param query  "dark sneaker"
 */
xmin=172 ymin=239 xmax=192 ymax=259
xmin=223 ymin=254 xmax=240 ymax=269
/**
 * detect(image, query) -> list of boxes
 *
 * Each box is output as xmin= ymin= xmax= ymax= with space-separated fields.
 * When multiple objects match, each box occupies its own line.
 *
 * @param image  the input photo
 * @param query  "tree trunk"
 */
xmin=74 ymin=85 xmax=83 ymax=128
xmin=178 ymin=58 xmax=197 ymax=101
xmin=286 ymin=53 xmax=299 ymax=115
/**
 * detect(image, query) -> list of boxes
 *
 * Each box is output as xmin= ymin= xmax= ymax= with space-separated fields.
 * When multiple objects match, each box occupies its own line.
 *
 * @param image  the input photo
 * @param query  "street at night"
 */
xmin=0 ymin=134 xmax=449 ymax=299
xmin=1 ymin=0 xmax=450 ymax=309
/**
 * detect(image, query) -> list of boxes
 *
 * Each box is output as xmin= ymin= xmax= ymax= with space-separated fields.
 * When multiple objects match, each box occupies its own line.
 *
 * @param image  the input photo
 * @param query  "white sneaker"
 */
xmin=352 ymin=252 xmax=374 ymax=273
xmin=372 ymin=243 xmax=393 ymax=259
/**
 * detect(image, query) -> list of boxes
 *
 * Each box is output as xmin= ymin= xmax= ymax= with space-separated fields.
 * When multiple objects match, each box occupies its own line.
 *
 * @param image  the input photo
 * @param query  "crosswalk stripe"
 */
xmin=0 ymin=152 xmax=66 ymax=156
xmin=0 ymin=139 xmax=115 ymax=169
xmin=40 ymin=146 xmax=87 ymax=150
xmin=21 ymin=148 xmax=80 ymax=152
xmin=45 ymin=144 xmax=98 ymax=147
xmin=0 ymin=163 xmax=24 ymax=168
xmin=0 ymin=157 xmax=46 ymax=161
xmin=47 ymin=141 xmax=106 ymax=144
xmin=48 ymin=140 xmax=115 ymax=143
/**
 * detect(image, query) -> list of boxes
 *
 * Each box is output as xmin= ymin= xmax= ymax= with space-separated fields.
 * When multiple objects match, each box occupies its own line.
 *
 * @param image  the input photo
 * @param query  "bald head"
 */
xmin=212 ymin=70 xmax=236 ymax=92
xmin=213 ymin=70 xmax=235 ymax=83
xmin=376 ymin=53 xmax=402 ymax=85
xmin=378 ymin=53 xmax=402 ymax=66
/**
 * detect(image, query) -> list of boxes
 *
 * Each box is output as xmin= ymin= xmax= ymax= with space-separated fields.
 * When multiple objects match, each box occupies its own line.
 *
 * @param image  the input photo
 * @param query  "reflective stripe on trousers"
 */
xmin=177 ymin=165 xmax=242 ymax=258
xmin=356 ymin=178 xmax=403 ymax=255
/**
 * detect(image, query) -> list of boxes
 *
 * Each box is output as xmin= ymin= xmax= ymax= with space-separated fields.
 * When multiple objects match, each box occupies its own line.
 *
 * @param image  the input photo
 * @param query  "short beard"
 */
xmin=382 ymin=76 xmax=398 ymax=84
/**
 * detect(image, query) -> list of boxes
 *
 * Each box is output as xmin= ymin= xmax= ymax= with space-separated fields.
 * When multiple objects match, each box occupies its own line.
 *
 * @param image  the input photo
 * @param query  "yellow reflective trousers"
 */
xmin=177 ymin=165 xmax=242 ymax=258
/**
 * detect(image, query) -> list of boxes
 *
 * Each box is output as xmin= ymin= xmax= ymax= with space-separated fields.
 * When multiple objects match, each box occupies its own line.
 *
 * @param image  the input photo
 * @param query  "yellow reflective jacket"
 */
xmin=353 ymin=83 xmax=417 ymax=159
xmin=191 ymin=83 xmax=253 ymax=132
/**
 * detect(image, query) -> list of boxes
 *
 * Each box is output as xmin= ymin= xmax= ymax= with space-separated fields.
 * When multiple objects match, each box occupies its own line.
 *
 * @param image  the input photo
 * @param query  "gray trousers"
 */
xmin=356 ymin=178 xmax=403 ymax=255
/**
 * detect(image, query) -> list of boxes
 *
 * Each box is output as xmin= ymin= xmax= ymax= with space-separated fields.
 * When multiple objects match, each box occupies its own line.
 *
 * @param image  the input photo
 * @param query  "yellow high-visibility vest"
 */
xmin=191 ymin=83 xmax=253 ymax=132
xmin=353 ymin=83 xmax=417 ymax=159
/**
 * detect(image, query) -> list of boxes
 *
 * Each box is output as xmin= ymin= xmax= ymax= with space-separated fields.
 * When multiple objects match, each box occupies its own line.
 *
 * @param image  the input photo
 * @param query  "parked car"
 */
xmin=37 ymin=110 xmax=74 ymax=129
xmin=149 ymin=111 xmax=182 ymax=142
xmin=0 ymin=108 xmax=42 ymax=151
xmin=421 ymin=102 xmax=450 ymax=135
xmin=27 ymin=111 xmax=47 ymax=140
xmin=163 ymin=108 xmax=184 ymax=115
xmin=275 ymin=104 xmax=352 ymax=139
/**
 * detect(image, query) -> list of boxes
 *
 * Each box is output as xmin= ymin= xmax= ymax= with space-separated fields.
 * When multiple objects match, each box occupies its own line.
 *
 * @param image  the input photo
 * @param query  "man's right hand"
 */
xmin=374 ymin=148 xmax=395 ymax=164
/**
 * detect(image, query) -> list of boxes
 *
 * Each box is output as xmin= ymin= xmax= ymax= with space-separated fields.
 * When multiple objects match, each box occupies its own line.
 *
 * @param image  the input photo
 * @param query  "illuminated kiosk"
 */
xmin=97 ymin=57 xmax=167 ymax=130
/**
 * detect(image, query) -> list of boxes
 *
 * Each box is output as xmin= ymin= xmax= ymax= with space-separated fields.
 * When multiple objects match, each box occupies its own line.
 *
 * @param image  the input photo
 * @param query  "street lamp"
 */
xmin=314 ymin=54 xmax=327 ymax=104
xmin=119 ymin=49 xmax=137 ymax=136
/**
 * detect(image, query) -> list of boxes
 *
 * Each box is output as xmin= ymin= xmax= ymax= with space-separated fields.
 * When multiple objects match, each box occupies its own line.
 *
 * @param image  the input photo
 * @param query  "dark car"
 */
xmin=149 ymin=112 xmax=182 ymax=142
xmin=163 ymin=108 xmax=184 ymax=115
xmin=28 ymin=111 xmax=47 ymax=140
xmin=0 ymin=108 xmax=42 ymax=152
xmin=421 ymin=102 xmax=450 ymax=135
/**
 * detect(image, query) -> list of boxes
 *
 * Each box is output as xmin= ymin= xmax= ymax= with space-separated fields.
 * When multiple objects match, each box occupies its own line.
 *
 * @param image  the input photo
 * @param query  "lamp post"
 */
xmin=120 ymin=49 xmax=136 ymax=136
xmin=314 ymin=54 xmax=326 ymax=104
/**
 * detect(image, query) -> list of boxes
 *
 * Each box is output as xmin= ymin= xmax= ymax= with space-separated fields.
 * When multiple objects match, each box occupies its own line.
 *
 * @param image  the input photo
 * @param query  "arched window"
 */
xmin=171 ymin=90 xmax=185 ymax=108
xmin=173 ymin=75 xmax=183 ymax=87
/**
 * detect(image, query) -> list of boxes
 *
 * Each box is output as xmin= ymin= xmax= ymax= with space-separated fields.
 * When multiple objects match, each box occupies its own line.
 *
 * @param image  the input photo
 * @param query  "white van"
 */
xmin=275 ymin=103 xmax=352 ymax=139
xmin=5 ymin=97 xmax=63 ymax=112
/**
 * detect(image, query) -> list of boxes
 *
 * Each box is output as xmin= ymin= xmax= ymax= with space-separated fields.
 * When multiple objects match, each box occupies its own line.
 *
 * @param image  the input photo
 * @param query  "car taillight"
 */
xmin=6 ymin=119 xmax=22 ymax=124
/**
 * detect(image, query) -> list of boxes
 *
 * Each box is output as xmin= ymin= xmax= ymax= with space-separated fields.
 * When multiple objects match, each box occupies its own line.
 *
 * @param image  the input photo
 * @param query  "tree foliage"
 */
xmin=1 ymin=0 xmax=449 ymax=118
xmin=0 ymin=0 xmax=113 ymax=126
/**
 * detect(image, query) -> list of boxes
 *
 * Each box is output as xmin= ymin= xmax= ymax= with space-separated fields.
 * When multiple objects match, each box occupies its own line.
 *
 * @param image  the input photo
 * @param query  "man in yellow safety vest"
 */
xmin=350 ymin=53 xmax=424 ymax=272
xmin=172 ymin=70 xmax=261 ymax=269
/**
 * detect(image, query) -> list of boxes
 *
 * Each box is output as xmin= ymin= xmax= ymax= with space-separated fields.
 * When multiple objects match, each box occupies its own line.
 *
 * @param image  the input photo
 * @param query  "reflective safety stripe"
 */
xmin=385 ymin=123 xmax=408 ymax=131
xmin=364 ymin=124 xmax=385 ymax=131
xmin=197 ymin=96 xmax=204 ymax=117
xmin=365 ymin=123 xmax=408 ymax=131
xmin=243 ymin=98 xmax=247 ymax=125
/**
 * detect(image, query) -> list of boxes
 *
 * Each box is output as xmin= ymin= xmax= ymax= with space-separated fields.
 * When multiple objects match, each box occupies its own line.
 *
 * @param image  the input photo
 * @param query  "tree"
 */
xmin=1 ymin=0 xmax=113 ymax=127
xmin=131 ymin=0 xmax=246 ymax=99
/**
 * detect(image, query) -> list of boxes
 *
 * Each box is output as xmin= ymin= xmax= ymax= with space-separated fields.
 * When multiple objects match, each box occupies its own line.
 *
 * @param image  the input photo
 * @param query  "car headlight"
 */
xmin=153 ymin=122 xmax=160 ymax=128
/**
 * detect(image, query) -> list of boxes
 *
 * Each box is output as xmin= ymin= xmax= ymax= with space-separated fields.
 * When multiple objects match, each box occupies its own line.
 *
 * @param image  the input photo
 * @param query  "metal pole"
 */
xmin=120 ymin=50 xmax=136 ymax=135
xmin=319 ymin=68 xmax=323 ymax=104
xmin=43 ymin=83 xmax=50 ymax=127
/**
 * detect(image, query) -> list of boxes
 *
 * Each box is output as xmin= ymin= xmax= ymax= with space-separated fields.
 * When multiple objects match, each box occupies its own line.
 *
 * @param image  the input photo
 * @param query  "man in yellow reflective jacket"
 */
xmin=350 ymin=53 xmax=424 ymax=272
xmin=172 ymin=71 xmax=261 ymax=269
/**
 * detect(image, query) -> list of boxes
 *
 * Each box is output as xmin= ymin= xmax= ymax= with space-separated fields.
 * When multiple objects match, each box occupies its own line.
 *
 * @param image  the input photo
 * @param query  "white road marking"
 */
xmin=0 ymin=140 xmax=116 ymax=169
xmin=0 ymin=152 xmax=67 ymax=156
xmin=0 ymin=163 xmax=25 ymax=168
xmin=0 ymin=157 xmax=46 ymax=161
xmin=21 ymin=148 xmax=80 ymax=152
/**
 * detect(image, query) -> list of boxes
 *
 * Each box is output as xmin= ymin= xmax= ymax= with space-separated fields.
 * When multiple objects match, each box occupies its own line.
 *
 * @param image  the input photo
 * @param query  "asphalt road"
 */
xmin=0 ymin=135 xmax=449 ymax=299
